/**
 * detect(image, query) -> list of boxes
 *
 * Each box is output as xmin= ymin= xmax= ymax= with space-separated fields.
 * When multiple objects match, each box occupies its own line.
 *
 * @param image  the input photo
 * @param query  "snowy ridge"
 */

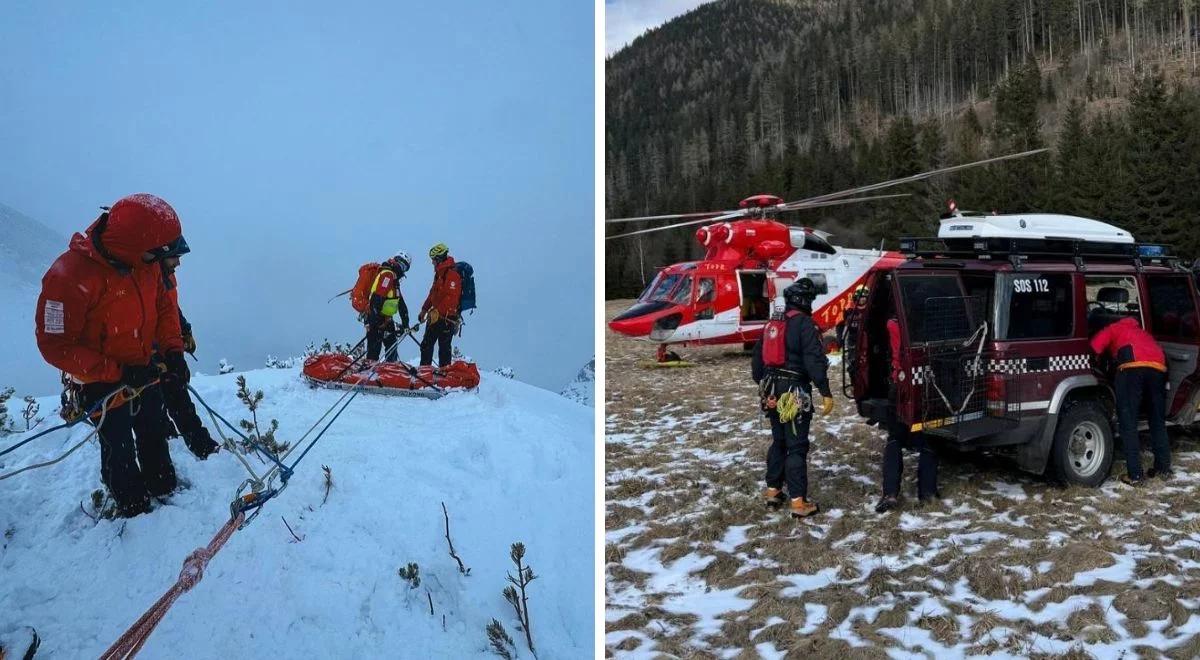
xmin=0 ymin=202 xmax=65 ymax=288
xmin=559 ymin=357 xmax=594 ymax=407
xmin=0 ymin=367 xmax=593 ymax=657
xmin=0 ymin=202 xmax=67 ymax=397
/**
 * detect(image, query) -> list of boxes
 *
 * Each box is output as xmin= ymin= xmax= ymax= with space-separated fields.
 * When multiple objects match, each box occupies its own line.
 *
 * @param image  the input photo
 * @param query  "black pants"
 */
xmin=366 ymin=318 xmax=398 ymax=361
xmin=764 ymin=402 xmax=813 ymax=499
xmin=420 ymin=319 xmax=455 ymax=367
xmin=81 ymin=382 xmax=177 ymax=510
xmin=161 ymin=376 xmax=203 ymax=436
xmin=881 ymin=403 xmax=938 ymax=499
xmin=1116 ymin=366 xmax=1169 ymax=479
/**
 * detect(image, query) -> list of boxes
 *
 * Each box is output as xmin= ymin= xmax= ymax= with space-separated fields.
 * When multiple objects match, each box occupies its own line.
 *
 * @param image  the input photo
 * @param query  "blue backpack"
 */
xmin=455 ymin=262 xmax=476 ymax=313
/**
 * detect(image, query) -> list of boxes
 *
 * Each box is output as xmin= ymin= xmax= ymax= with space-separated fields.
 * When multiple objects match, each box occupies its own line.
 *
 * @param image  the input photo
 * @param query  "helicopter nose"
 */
xmin=608 ymin=313 xmax=655 ymax=337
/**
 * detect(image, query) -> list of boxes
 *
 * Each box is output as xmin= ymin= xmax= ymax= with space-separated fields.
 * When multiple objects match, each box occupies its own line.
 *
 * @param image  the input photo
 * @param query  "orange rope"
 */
xmin=99 ymin=512 xmax=244 ymax=660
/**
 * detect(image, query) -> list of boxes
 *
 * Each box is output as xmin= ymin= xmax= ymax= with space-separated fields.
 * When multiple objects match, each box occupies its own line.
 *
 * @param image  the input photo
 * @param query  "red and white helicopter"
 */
xmin=605 ymin=149 xmax=1048 ymax=364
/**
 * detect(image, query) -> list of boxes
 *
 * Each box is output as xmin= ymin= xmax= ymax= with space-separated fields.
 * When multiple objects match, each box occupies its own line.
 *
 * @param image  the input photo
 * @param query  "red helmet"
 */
xmin=102 ymin=194 xmax=187 ymax=265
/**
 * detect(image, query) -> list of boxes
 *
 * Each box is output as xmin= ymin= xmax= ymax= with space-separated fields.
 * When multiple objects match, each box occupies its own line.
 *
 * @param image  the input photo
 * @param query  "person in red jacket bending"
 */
xmin=35 ymin=194 xmax=192 ymax=517
xmin=1090 ymin=315 xmax=1170 ymax=485
xmin=417 ymin=243 xmax=462 ymax=372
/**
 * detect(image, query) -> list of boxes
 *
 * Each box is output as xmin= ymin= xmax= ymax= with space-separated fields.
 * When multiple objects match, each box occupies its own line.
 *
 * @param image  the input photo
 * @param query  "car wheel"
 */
xmin=1051 ymin=401 xmax=1114 ymax=487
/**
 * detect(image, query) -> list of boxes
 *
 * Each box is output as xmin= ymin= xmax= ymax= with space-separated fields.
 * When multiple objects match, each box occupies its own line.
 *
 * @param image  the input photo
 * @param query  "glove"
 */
xmin=418 ymin=310 xmax=427 ymax=323
xmin=429 ymin=309 xmax=441 ymax=324
xmin=121 ymin=363 xmax=163 ymax=389
xmin=164 ymin=351 xmax=190 ymax=384
xmin=357 ymin=311 xmax=367 ymax=324
xmin=183 ymin=428 xmax=220 ymax=460
xmin=182 ymin=333 xmax=197 ymax=354
xmin=819 ymin=395 xmax=835 ymax=415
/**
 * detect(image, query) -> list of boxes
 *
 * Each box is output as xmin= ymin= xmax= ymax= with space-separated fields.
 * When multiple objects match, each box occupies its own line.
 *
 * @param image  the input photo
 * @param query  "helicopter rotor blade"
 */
xmin=782 ymin=192 xmax=911 ymax=212
xmin=777 ymin=148 xmax=1049 ymax=211
xmin=605 ymin=209 xmax=748 ymax=240
xmin=605 ymin=209 xmax=741 ymax=224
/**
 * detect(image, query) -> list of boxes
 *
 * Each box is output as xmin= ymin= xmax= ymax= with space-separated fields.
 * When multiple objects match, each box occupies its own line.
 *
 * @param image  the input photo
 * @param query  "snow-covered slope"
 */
xmin=559 ymin=357 xmax=594 ymax=407
xmin=0 ymin=367 xmax=593 ymax=657
xmin=0 ymin=202 xmax=67 ymax=397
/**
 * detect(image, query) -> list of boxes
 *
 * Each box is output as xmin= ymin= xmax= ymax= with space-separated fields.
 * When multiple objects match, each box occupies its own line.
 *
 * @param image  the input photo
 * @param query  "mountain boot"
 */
xmin=763 ymin=487 xmax=786 ymax=510
xmin=874 ymin=495 xmax=899 ymax=513
xmin=789 ymin=496 xmax=819 ymax=519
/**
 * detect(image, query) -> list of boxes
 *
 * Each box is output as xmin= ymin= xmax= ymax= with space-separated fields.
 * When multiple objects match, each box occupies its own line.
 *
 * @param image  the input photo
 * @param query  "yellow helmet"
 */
xmin=429 ymin=243 xmax=449 ymax=259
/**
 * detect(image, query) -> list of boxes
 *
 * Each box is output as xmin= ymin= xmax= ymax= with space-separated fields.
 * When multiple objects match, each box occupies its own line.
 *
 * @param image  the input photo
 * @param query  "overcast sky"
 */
xmin=0 ymin=1 xmax=593 ymax=393
xmin=606 ymin=0 xmax=713 ymax=55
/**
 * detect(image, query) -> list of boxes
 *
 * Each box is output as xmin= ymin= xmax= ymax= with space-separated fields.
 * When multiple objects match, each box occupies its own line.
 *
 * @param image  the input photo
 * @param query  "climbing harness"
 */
xmin=0 ymin=382 xmax=158 ymax=481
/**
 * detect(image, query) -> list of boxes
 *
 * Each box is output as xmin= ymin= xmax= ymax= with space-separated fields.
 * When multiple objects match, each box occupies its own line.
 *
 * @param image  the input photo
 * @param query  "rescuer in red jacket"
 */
xmin=35 ymin=194 xmax=192 ymax=517
xmin=417 ymin=243 xmax=462 ymax=370
xmin=1090 ymin=315 xmax=1170 ymax=484
xmin=875 ymin=315 xmax=938 ymax=513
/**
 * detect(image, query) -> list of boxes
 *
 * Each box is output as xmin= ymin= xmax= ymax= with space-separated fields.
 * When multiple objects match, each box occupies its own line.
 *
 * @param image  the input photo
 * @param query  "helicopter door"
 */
xmin=694 ymin=276 xmax=717 ymax=320
xmin=737 ymin=271 xmax=770 ymax=323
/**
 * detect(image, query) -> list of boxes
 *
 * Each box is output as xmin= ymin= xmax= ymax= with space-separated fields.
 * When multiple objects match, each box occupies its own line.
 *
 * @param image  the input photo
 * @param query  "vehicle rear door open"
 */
xmin=1143 ymin=274 xmax=1200 ymax=420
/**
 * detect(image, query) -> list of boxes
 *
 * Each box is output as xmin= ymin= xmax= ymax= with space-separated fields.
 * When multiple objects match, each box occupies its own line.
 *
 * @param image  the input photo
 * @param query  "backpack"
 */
xmin=454 ymin=262 xmax=476 ymax=313
xmin=350 ymin=262 xmax=381 ymax=313
xmin=761 ymin=310 xmax=800 ymax=367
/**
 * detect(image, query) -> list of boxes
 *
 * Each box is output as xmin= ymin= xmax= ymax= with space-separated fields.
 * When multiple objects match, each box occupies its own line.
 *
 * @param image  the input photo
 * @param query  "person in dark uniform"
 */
xmin=751 ymin=279 xmax=835 ymax=519
xmin=160 ymin=259 xmax=219 ymax=460
xmin=875 ymin=315 xmax=939 ymax=512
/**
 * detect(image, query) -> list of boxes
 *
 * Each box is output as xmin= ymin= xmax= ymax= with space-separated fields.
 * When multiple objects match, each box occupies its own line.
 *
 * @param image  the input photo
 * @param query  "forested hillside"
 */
xmin=605 ymin=0 xmax=1200 ymax=296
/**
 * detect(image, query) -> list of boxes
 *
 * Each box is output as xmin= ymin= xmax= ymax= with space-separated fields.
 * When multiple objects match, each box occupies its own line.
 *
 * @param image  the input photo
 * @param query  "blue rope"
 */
xmin=0 ymin=394 xmax=114 ymax=458
xmin=287 ymin=388 xmax=361 ymax=473
xmin=186 ymin=384 xmax=292 ymax=478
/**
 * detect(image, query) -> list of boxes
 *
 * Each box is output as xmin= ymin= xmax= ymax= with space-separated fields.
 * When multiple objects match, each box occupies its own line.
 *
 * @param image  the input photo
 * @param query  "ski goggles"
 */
xmin=146 ymin=235 xmax=191 ymax=261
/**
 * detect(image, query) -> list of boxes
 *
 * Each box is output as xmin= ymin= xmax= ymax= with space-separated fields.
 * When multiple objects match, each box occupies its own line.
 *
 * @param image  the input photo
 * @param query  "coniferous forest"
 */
xmin=605 ymin=0 xmax=1200 ymax=297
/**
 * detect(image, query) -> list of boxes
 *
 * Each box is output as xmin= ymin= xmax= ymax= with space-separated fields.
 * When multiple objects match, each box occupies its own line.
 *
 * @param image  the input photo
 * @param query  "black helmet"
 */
xmin=783 ymin=279 xmax=817 ymax=309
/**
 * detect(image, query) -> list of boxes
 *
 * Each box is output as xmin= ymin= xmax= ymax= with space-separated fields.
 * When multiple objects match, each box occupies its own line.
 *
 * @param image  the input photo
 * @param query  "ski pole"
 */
xmin=326 ymin=288 xmax=353 ymax=304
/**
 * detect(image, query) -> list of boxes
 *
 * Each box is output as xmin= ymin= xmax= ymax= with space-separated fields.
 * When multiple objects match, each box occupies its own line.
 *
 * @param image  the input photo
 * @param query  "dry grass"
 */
xmin=603 ymin=300 xmax=1200 ymax=657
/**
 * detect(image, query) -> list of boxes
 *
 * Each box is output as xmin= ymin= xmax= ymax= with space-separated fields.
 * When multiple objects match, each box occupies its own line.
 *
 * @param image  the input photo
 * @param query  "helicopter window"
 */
xmin=697 ymin=278 xmax=716 ymax=303
xmin=670 ymin=277 xmax=693 ymax=304
xmin=643 ymin=273 xmax=681 ymax=302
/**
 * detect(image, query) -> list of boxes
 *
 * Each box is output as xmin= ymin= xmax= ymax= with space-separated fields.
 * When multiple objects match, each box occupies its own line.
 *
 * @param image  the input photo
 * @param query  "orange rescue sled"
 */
xmin=302 ymin=353 xmax=480 ymax=399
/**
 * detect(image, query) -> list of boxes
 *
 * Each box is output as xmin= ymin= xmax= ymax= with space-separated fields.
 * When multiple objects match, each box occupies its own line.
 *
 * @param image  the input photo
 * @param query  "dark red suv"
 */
xmin=843 ymin=213 xmax=1200 ymax=486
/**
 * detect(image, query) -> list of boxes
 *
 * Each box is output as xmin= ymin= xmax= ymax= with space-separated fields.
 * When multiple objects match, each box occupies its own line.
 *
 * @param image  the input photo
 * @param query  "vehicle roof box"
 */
xmin=938 ymin=213 xmax=1134 ymax=244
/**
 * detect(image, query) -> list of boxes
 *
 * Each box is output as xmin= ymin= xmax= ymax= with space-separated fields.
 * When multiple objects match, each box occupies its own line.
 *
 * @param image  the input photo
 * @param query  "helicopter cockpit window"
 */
xmin=697 ymin=278 xmax=715 ymax=303
xmin=670 ymin=277 xmax=693 ymax=305
xmin=643 ymin=273 xmax=681 ymax=302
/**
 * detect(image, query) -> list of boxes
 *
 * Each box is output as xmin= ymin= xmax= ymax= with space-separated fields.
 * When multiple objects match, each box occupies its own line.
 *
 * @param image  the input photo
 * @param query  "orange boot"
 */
xmin=763 ymin=487 xmax=786 ymax=509
xmin=790 ymin=497 xmax=819 ymax=518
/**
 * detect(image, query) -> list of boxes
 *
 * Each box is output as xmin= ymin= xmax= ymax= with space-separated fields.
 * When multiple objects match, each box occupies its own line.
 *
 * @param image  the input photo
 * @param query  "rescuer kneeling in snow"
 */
xmin=1090 ymin=315 xmax=1171 ymax=485
xmin=751 ymin=279 xmax=835 ymax=519
xmin=35 ymin=194 xmax=192 ymax=518
xmin=418 ymin=243 xmax=462 ymax=373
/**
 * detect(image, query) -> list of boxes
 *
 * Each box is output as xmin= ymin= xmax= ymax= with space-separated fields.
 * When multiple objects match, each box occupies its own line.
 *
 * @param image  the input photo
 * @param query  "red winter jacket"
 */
xmin=35 ymin=200 xmax=185 ymax=384
xmin=421 ymin=256 xmax=462 ymax=319
xmin=886 ymin=318 xmax=901 ymax=379
xmin=1089 ymin=316 xmax=1166 ymax=372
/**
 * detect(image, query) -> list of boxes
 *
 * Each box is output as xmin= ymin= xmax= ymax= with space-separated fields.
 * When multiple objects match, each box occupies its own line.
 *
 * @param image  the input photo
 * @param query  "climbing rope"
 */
xmin=0 ymin=383 xmax=157 ymax=481
xmin=98 ymin=359 xmax=388 ymax=655
xmin=98 ymin=511 xmax=244 ymax=660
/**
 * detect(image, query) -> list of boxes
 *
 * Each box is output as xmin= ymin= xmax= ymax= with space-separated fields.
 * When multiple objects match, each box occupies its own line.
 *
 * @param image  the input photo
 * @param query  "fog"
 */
xmin=0 ymin=2 xmax=594 ymax=394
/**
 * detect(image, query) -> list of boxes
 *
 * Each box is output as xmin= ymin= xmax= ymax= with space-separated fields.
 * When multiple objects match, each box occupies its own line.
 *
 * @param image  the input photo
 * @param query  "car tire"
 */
xmin=1051 ymin=401 xmax=1114 ymax=487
